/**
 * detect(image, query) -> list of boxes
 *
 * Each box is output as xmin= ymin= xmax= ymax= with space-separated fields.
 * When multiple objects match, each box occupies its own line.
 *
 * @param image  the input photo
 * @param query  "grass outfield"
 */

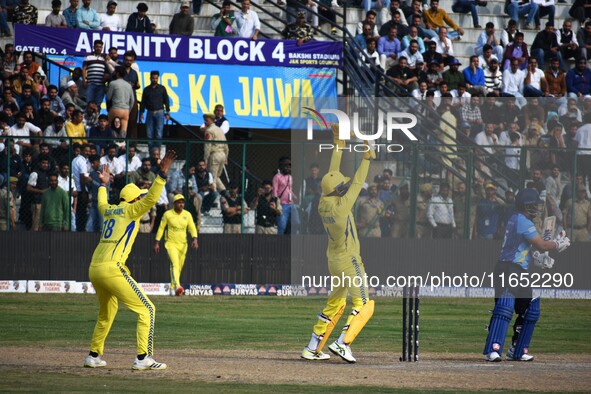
xmin=0 ymin=294 xmax=590 ymax=392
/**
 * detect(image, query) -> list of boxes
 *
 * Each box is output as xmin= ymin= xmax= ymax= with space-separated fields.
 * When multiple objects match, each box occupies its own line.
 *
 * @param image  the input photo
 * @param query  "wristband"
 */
xmin=158 ymin=171 xmax=167 ymax=179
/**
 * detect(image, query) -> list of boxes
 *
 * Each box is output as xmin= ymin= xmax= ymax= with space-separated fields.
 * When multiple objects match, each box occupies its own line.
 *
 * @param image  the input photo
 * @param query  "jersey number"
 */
xmin=102 ymin=219 xmax=115 ymax=239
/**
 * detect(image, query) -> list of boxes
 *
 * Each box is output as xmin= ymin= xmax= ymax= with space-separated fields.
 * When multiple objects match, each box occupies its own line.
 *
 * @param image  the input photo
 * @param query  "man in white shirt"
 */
xmin=575 ymin=112 xmax=591 ymax=186
xmin=58 ymin=162 xmax=78 ymax=231
xmin=7 ymin=113 xmax=41 ymax=155
xmin=502 ymin=58 xmax=526 ymax=106
xmin=117 ymin=144 xmax=142 ymax=173
xmin=99 ymin=144 xmax=125 ymax=177
xmin=523 ymin=57 xmax=548 ymax=97
xmin=235 ymin=0 xmax=260 ymax=40
xmin=474 ymin=122 xmax=500 ymax=154
xmin=433 ymin=27 xmax=454 ymax=65
xmin=426 ymin=182 xmax=455 ymax=238
xmin=100 ymin=1 xmax=123 ymax=31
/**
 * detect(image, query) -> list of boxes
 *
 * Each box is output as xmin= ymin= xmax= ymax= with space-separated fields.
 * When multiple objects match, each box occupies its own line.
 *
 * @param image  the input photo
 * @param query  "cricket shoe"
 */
xmin=175 ymin=286 xmax=184 ymax=296
xmin=484 ymin=351 xmax=502 ymax=362
xmin=328 ymin=341 xmax=356 ymax=363
xmin=301 ymin=347 xmax=330 ymax=361
xmin=506 ymin=347 xmax=534 ymax=361
xmin=132 ymin=356 xmax=168 ymax=370
xmin=84 ymin=355 xmax=107 ymax=368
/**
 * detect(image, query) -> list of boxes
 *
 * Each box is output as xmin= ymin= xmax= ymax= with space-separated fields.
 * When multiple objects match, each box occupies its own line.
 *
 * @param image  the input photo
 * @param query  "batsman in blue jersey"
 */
xmin=483 ymin=188 xmax=571 ymax=362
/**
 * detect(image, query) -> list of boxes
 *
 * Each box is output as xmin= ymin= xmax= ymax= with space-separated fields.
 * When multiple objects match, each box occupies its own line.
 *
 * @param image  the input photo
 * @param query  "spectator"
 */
xmin=379 ymin=10 xmax=408 ymax=38
xmin=575 ymin=113 xmax=591 ymax=185
xmin=13 ymin=65 xmax=38 ymax=97
xmin=57 ymin=162 xmax=77 ymax=231
xmin=402 ymin=25 xmax=425 ymax=53
xmin=105 ymin=47 xmax=123 ymax=69
xmin=77 ymin=0 xmax=99 ymax=30
xmin=63 ymin=0 xmax=79 ymax=28
xmin=194 ymin=160 xmax=218 ymax=214
xmin=7 ymin=112 xmax=41 ymax=155
xmin=534 ymin=0 xmax=555 ymax=29
xmin=356 ymin=10 xmax=379 ymax=38
xmin=464 ymin=55 xmax=487 ymax=96
xmin=87 ymin=114 xmax=112 ymax=155
xmin=46 ymin=0 xmax=67 ymax=28
xmin=137 ymin=179 xmax=155 ymax=233
xmin=460 ymin=95 xmax=483 ymax=137
xmin=378 ymin=26 xmax=400 ymax=70
xmin=502 ymin=58 xmax=526 ymax=104
xmin=570 ymin=0 xmax=591 ymax=25
xmin=562 ymin=184 xmax=591 ymax=241
xmin=100 ymin=0 xmax=123 ymax=31
xmin=475 ymin=183 xmax=504 ymax=239
xmin=531 ymin=22 xmax=562 ymax=70
xmin=475 ymin=122 xmax=500 ymax=155
xmin=425 ymin=59 xmax=443 ymax=89
xmin=310 ymin=0 xmax=338 ymax=35
xmin=452 ymin=0 xmax=487 ymax=29
xmin=129 ymin=157 xmax=156 ymax=186
xmin=484 ymin=58 xmax=503 ymax=93
xmin=357 ymin=184 xmax=383 ymax=237
xmin=566 ymin=58 xmax=591 ymax=98
xmin=125 ymin=2 xmax=153 ymax=33
xmin=557 ymin=19 xmax=581 ymax=63
xmin=44 ymin=115 xmax=68 ymax=153
xmin=66 ymin=109 xmax=87 ymax=144
xmin=235 ymin=0 xmax=260 ymax=40
xmin=416 ymin=183 xmax=432 ymax=238
xmin=139 ymin=71 xmax=170 ymax=151
xmin=13 ymin=0 xmax=37 ymax=26
xmin=362 ymin=0 xmax=391 ymax=26
xmin=60 ymin=67 xmax=84 ymax=98
xmin=386 ymin=183 xmax=410 ymax=238
xmin=211 ymin=0 xmax=236 ymax=37
xmin=442 ymin=57 xmax=464 ymax=91
xmin=40 ymin=174 xmax=69 ymax=231
xmin=427 ymin=182 xmax=455 ymax=238
xmin=386 ymin=56 xmax=418 ymax=95
xmin=2 ymin=44 xmax=17 ymax=75
xmin=478 ymin=44 xmax=499 ymax=70
xmin=35 ymin=98 xmax=54 ymax=132
xmin=61 ymin=80 xmax=86 ymax=111
xmin=71 ymin=143 xmax=90 ymax=231
xmin=354 ymin=23 xmax=375 ymax=51
xmin=545 ymin=57 xmax=567 ymax=102
xmin=170 ymin=1 xmax=194 ymax=36
xmin=121 ymin=51 xmax=140 ymax=138
xmin=504 ymin=0 xmax=537 ymax=30
xmin=82 ymin=40 xmax=108 ymax=107
xmin=398 ymin=39 xmax=423 ymax=68
xmin=502 ymin=31 xmax=528 ymax=71
xmin=545 ymin=164 xmax=565 ymax=221
xmin=432 ymin=26 xmax=454 ymax=66
xmin=500 ymin=19 xmax=519 ymax=47
xmin=423 ymin=0 xmax=464 ymax=40
xmin=282 ymin=11 xmax=314 ymax=45
xmin=577 ymin=21 xmax=591 ymax=61
xmin=504 ymin=131 xmax=521 ymax=172
xmin=273 ymin=156 xmax=299 ymax=235
xmin=27 ymin=155 xmax=50 ymax=231
xmin=85 ymin=154 xmax=102 ymax=232
xmin=18 ymin=85 xmax=39 ymax=111
xmin=251 ymin=179 xmax=282 ymax=235
xmin=106 ymin=67 xmax=133 ymax=137
xmin=0 ymin=176 xmax=17 ymax=230
xmin=389 ymin=0 xmax=408 ymax=26
xmin=221 ymin=181 xmax=248 ymax=234
xmin=523 ymin=57 xmax=548 ymax=97
xmin=475 ymin=22 xmax=503 ymax=61
xmin=83 ymin=100 xmax=99 ymax=135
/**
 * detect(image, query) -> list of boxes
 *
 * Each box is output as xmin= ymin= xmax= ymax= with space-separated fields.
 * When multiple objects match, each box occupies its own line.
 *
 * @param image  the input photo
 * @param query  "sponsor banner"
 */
xmin=0 ymin=280 xmax=27 ymax=293
xmin=184 ymin=284 xmax=214 ymax=296
xmin=138 ymin=283 xmax=170 ymax=296
xmin=46 ymin=55 xmax=336 ymax=129
xmin=276 ymin=285 xmax=308 ymax=297
xmin=27 ymin=280 xmax=72 ymax=293
xmin=15 ymin=25 xmax=342 ymax=68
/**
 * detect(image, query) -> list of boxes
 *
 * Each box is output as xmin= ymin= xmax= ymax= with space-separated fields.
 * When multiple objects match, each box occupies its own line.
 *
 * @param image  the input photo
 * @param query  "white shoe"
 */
xmin=301 ymin=347 xmax=330 ymax=360
xmin=506 ymin=347 xmax=534 ymax=361
xmin=132 ymin=356 xmax=168 ymax=370
xmin=84 ymin=355 xmax=107 ymax=368
xmin=485 ymin=351 xmax=502 ymax=362
xmin=328 ymin=341 xmax=356 ymax=363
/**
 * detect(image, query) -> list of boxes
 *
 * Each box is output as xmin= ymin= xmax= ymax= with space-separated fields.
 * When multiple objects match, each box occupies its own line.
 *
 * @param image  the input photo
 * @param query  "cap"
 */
xmin=297 ymin=10 xmax=306 ymax=17
xmin=107 ymin=0 xmax=117 ymax=6
xmin=419 ymin=183 xmax=432 ymax=193
xmin=173 ymin=194 xmax=186 ymax=202
xmin=120 ymin=183 xmax=148 ymax=202
xmin=485 ymin=183 xmax=497 ymax=190
xmin=66 ymin=80 xmax=76 ymax=88
xmin=584 ymin=95 xmax=591 ymax=101
xmin=181 ymin=1 xmax=190 ymax=7
xmin=9 ymin=176 xmax=18 ymax=183
xmin=450 ymin=58 xmax=461 ymax=65
xmin=203 ymin=113 xmax=215 ymax=120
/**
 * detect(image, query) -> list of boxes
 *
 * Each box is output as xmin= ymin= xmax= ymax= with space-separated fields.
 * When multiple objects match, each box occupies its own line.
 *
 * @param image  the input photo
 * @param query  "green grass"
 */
xmin=0 ymin=295 xmax=589 ymax=392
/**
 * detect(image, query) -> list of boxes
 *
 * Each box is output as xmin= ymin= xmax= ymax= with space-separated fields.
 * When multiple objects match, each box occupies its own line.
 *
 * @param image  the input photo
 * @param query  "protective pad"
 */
xmin=513 ymin=298 xmax=540 ymax=359
xmin=483 ymin=293 xmax=515 ymax=355
xmin=316 ymin=304 xmax=345 ymax=353
xmin=344 ymin=300 xmax=375 ymax=344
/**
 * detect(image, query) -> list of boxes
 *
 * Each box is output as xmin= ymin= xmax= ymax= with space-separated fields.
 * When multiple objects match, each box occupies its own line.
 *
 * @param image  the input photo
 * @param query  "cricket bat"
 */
xmin=542 ymin=216 xmax=556 ymax=241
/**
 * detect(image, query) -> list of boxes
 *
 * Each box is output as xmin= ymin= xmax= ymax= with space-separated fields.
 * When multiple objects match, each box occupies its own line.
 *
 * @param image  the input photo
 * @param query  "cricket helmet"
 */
xmin=516 ymin=188 xmax=541 ymax=217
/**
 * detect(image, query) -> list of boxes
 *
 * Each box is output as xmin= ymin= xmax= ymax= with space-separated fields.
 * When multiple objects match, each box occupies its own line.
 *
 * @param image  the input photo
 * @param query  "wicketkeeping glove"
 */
xmin=364 ymin=140 xmax=376 ymax=160
xmin=532 ymin=251 xmax=554 ymax=269
xmin=554 ymin=230 xmax=571 ymax=253
xmin=331 ymin=124 xmax=346 ymax=149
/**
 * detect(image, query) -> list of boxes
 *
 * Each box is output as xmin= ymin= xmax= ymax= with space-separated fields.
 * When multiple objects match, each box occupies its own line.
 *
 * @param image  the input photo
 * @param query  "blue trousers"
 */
xmin=277 ymin=203 xmax=300 ymax=234
xmin=146 ymin=110 xmax=164 ymax=150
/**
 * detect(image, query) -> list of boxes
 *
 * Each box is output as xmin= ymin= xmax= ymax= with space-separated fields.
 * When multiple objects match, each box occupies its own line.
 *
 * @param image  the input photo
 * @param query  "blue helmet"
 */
xmin=516 ymin=188 xmax=541 ymax=217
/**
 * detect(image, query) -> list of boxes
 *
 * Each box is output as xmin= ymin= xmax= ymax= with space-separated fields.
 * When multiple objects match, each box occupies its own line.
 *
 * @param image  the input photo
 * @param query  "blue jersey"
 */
xmin=498 ymin=212 xmax=539 ymax=270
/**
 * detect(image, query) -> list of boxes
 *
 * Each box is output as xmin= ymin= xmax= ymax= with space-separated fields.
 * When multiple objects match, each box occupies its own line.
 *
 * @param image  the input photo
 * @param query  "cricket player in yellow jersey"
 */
xmin=301 ymin=125 xmax=375 ymax=364
xmin=154 ymin=194 xmax=198 ymax=296
xmin=83 ymin=150 xmax=176 ymax=371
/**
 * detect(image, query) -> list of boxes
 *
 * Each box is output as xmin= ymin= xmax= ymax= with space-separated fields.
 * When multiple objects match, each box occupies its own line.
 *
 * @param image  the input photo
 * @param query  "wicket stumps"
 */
xmin=400 ymin=283 xmax=420 ymax=362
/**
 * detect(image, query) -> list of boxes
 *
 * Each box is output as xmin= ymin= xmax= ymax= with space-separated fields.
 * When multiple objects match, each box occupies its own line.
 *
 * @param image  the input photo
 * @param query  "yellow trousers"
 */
xmin=313 ymin=255 xmax=370 ymax=339
xmin=89 ymin=262 xmax=156 ymax=356
xmin=166 ymin=242 xmax=188 ymax=289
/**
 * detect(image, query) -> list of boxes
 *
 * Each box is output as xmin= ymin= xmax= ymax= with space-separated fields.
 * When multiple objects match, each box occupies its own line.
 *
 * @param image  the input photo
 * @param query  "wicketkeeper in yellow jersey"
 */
xmin=301 ymin=125 xmax=375 ymax=364
xmin=154 ymin=194 xmax=198 ymax=296
xmin=83 ymin=150 xmax=176 ymax=371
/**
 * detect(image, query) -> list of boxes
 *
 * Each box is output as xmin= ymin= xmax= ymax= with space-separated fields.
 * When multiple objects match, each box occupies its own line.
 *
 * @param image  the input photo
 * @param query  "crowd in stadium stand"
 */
xmin=0 ymin=0 xmax=589 ymax=240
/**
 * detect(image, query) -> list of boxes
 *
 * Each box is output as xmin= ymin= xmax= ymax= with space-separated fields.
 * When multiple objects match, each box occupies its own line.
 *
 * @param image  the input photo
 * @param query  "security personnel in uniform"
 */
xmin=203 ymin=113 xmax=229 ymax=196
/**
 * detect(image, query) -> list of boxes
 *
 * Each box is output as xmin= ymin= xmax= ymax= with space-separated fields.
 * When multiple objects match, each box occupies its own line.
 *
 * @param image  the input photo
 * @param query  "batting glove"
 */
xmin=554 ymin=230 xmax=571 ymax=253
xmin=532 ymin=251 xmax=554 ymax=269
xmin=363 ymin=140 xmax=376 ymax=160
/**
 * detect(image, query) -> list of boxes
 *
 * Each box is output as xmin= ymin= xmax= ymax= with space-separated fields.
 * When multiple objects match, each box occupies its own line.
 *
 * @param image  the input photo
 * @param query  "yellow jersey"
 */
xmin=318 ymin=151 xmax=370 ymax=260
xmin=91 ymin=176 xmax=166 ymax=264
xmin=155 ymin=209 xmax=198 ymax=244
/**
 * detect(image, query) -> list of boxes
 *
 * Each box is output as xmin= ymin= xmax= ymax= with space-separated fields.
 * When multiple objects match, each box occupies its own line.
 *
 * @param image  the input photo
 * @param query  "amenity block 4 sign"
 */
xmin=15 ymin=25 xmax=342 ymax=68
